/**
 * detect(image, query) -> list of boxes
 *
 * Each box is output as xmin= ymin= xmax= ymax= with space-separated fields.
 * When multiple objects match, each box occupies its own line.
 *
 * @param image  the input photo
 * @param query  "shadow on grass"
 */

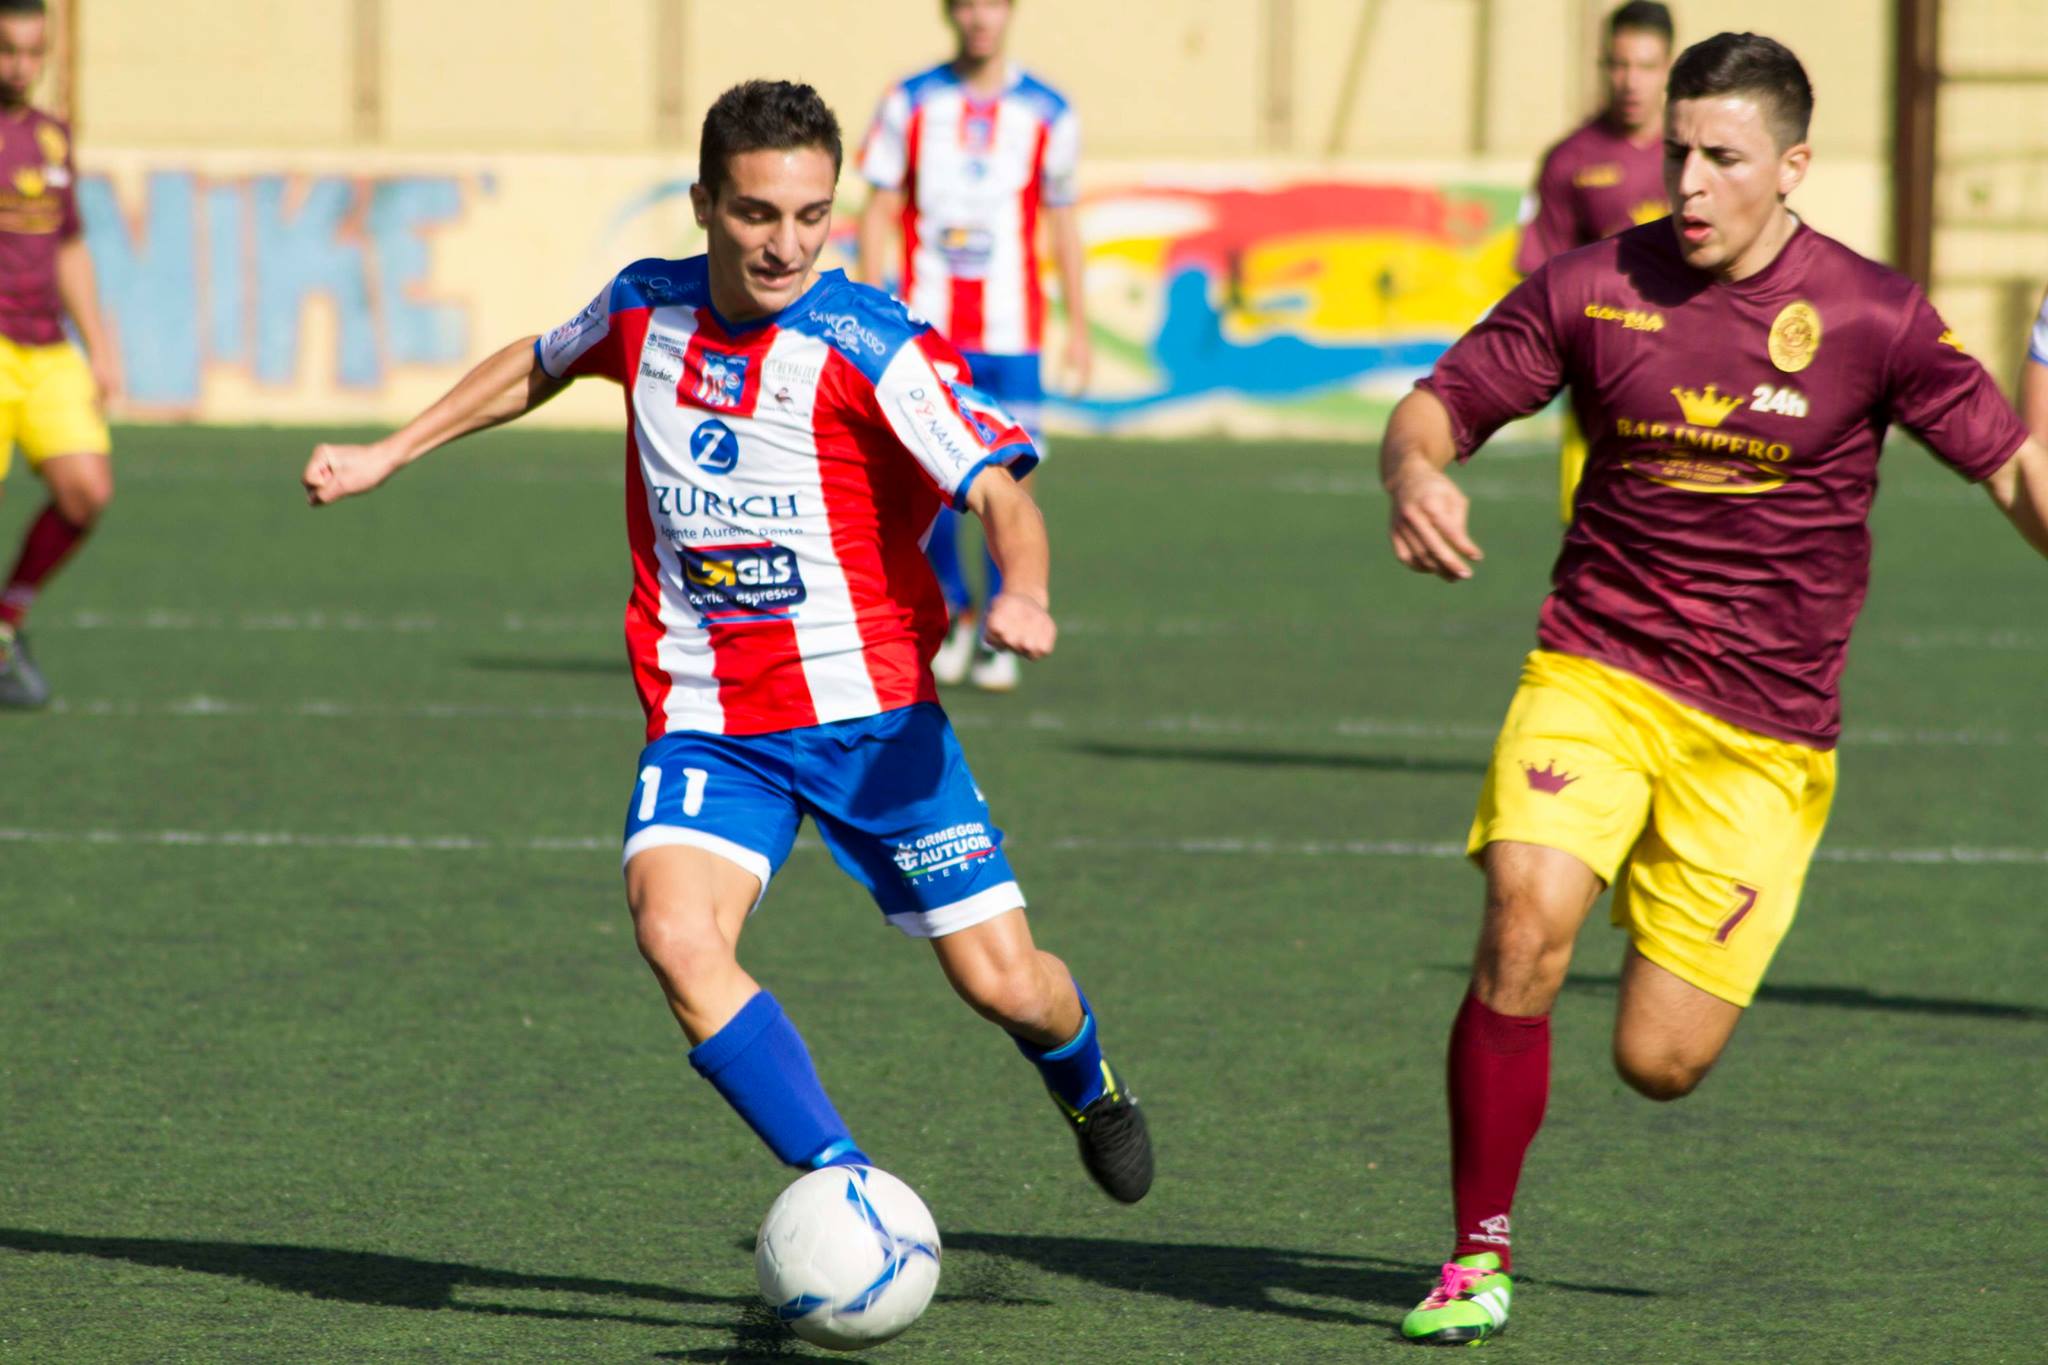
xmin=1067 ymin=740 xmax=1488 ymax=776
xmin=1562 ymin=974 xmax=2046 ymax=1021
xmin=0 ymin=1226 xmax=730 ymax=1328
xmin=943 ymin=1232 xmax=1652 ymax=1328
xmin=1426 ymin=965 xmax=2045 ymax=1021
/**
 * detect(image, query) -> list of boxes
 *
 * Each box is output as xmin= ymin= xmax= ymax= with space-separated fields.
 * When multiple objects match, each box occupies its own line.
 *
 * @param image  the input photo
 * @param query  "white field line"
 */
xmin=31 ymin=694 xmax=2048 ymax=750
xmin=2 ymin=825 xmax=2044 ymax=867
xmin=44 ymin=607 xmax=2047 ymax=653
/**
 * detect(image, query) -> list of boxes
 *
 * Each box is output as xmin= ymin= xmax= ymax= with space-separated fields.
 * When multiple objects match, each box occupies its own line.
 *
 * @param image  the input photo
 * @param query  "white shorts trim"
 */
xmin=621 ymin=826 xmax=775 ymax=912
xmin=884 ymin=880 xmax=1025 ymax=939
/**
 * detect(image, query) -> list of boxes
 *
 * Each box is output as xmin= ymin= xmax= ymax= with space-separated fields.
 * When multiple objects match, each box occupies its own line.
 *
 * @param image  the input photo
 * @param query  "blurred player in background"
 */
xmin=1379 ymin=32 xmax=2048 ymax=1346
xmin=305 ymin=81 xmax=1152 ymax=1205
xmin=1518 ymin=1 xmax=1674 ymax=524
xmin=857 ymin=0 xmax=1087 ymax=693
xmin=2023 ymin=285 xmax=2048 ymax=444
xmin=0 ymin=0 xmax=117 ymax=708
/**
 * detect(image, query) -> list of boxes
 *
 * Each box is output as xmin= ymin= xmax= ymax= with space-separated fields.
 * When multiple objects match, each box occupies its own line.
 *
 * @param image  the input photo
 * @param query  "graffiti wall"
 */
xmin=78 ymin=151 xmax=1527 ymax=436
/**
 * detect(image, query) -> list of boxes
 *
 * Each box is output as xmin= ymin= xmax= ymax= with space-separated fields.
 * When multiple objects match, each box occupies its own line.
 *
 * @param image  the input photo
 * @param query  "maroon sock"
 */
xmin=1447 ymin=988 xmax=1551 ymax=1272
xmin=0 ymin=504 xmax=90 ymax=629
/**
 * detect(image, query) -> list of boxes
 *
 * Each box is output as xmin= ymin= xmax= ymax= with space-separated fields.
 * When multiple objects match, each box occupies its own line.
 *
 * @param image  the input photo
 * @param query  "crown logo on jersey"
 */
xmin=1520 ymin=760 xmax=1578 ymax=795
xmin=1670 ymin=384 xmax=1743 ymax=429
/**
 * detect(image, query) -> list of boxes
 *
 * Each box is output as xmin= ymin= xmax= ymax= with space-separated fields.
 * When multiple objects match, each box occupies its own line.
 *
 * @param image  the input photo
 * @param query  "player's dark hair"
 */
xmin=1668 ymin=32 xmax=1814 ymax=148
xmin=1607 ymin=1 xmax=1673 ymax=45
xmin=0 ymin=0 xmax=46 ymax=15
xmin=698 ymin=80 xmax=842 ymax=202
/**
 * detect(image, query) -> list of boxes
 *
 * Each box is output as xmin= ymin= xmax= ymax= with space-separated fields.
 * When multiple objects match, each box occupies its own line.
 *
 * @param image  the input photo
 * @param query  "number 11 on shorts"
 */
xmin=637 ymin=765 xmax=708 ymax=821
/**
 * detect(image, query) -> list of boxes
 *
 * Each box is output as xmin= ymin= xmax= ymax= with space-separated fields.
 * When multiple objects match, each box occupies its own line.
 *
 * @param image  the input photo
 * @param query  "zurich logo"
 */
xmin=689 ymin=418 xmax=740 ymax=474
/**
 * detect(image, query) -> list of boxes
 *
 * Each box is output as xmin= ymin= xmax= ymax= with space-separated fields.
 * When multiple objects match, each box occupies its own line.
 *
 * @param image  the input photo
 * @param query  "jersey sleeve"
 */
xmin=1513 ymin=146 xmax=1576 ymax=277
xmin=858 ymin=87 xmax=913 ymax=192
xmin=1414 ymin=268 xmax=1566 ymax=460
xmin=2029 ymin=288 xmax=2048 ymax=367
xmin=1041 ymin=106 xmax=1081 ymax=207
xmin=535 ymin=280 xmax=620 ymax=382
xmin=1884 ymin=290 xmax=2028 ymax=483
xmin=873 ymin=330 xmax=1040 ymax=508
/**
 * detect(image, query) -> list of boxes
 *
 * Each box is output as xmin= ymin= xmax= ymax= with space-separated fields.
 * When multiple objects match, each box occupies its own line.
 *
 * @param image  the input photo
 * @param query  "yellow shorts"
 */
xmin=1467 ymin=650 xmax=1836 ymax=1007
xmin=0 ymin=337 xmax=110 ymax=481
xmin=1559 ymin=410 xmax=1586 ymax=525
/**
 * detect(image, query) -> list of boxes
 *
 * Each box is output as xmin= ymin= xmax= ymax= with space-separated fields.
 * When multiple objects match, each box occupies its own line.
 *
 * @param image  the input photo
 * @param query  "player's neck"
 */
xmin=707 ymin=269 xmax=817 ymax=329
xmin=1603 ymin=107 xmax=1660 ymax=146
xmin=950 ymin=54 xmax=1009 ymax=97
xmin=1717 ymin=207 xmax=1800 ymax=284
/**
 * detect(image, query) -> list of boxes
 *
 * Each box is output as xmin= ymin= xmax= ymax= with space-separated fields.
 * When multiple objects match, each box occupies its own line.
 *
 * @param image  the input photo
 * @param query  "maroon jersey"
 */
xmin=1420 ymin=220 xmax=2026 ymax=750
xmin=0 ymin=109 xmax=79 ymax=346
xmin=1514 ymin=117 xmax=1666 ymax=276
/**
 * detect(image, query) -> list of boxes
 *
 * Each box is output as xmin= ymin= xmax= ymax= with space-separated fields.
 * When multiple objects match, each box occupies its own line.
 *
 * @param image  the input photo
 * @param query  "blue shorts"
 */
xmin=960 ymin=350 xmax=1044 ymax=442
xmin=621 ymin=703 xmax=1024 ymax=938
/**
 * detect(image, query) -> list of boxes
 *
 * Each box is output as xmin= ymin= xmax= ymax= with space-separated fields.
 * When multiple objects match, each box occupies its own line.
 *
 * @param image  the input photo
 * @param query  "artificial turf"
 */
xmin=1 ymin=423 xmax=2042 ymax=1362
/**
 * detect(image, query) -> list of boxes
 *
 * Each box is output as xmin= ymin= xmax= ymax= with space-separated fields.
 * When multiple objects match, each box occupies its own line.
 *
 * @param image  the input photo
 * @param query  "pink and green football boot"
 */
xmin=1400 ymin=1252 xmax=1512 ymax=1346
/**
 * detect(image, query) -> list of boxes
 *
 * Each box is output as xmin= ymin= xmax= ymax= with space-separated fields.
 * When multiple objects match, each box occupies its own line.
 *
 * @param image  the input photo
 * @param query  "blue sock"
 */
xmin=689 ymin=991 xmax=870 ymax=1169
xmin=926 ymin=508 xmax=971 ymax=613
xmin=1013 ymin=981 xmax=1109 ymax=1112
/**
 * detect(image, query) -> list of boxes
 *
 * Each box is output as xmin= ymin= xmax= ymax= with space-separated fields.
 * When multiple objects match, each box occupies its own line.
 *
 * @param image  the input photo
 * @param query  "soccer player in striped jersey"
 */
xmin=1518 ymin=1 xmax=1674 ymax=524
xmin=1381 ymin=33 xmax=2048 ymax=1345
xmin=857 ymin=0 xmax=1087 ymax=692
xmin=0 ymin=0 xmax=119 ymax=708
xmin=303 ymin=81 xmax=1151 ymax=1204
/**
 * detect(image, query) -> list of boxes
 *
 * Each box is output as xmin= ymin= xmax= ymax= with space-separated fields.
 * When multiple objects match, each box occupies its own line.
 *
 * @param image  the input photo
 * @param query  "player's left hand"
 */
xmin=982 ymin=591 xmax=1056 ymax=660
xmin=1058 ymin=329 xmax=1092 ymax=395
xmin=89 ymin=347 xmax=122 ymax=411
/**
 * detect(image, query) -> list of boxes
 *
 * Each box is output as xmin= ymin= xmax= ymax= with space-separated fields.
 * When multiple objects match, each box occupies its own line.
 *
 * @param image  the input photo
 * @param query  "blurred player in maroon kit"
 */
xmin=0 ymin=0 xmax=117 ymax=708
xmin=1379 ymin=32 xmax=2048 ymax=1346
xmin=1519 ymin=1 xmax=1674 ymax=524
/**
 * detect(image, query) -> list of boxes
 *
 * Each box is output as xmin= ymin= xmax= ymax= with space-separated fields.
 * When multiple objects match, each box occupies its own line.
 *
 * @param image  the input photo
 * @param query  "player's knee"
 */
xmin=1477 ymin=897 xmax=1575 ymax=990
xmin=630 ymin=898 xmax=736 ymax=991
xmin=52 ymin=465 xmax=113 ymax=525
xmin=1613 ymin=1045 xmax=1711 ymax=1102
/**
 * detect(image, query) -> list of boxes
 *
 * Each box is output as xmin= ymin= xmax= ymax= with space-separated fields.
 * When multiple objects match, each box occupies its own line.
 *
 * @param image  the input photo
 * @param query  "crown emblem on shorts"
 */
xmin=1670 ymin=384 xmax=1743 ymax=428
xmin=1520 ymin=760 xmax=1578 ymax=794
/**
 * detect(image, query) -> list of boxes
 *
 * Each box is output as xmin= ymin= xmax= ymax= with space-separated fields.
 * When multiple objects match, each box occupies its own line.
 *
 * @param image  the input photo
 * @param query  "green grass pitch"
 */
xmin=1 ymin=423 xmax=2043 ymax=1362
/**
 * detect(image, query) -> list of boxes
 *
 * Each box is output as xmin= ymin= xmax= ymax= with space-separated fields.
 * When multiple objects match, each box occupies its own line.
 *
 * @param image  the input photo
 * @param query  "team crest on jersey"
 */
xmin=1768 ymin=301 xmax=1821 ymax=373
xmin=679 ymin=543 xmax=806 ymax=621
xmin=11 ymin=167 xmax=43 ymax=198
xmin=689 ymin=351 xmax=750 ymax=410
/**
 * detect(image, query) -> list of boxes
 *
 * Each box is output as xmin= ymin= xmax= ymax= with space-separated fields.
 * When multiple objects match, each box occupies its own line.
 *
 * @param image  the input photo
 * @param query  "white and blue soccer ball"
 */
xmin=755 ymin=1164 xmax=942 ymax=1351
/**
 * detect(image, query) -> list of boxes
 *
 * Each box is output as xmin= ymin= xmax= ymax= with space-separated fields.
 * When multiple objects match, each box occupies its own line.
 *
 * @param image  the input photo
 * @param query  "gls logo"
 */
xmin=680 ymin=544 xmax=807 ymax=619
xmin=689 ymin=419 xmax=739 ymax=474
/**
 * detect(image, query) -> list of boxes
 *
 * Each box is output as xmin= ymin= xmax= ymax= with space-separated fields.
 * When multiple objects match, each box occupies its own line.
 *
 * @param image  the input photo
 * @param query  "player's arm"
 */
xmin=856 ymin=188 xmax=905 ymax=287
xmin=853 ymin=89 xmax=911 ymax=288
xmin=1381 ymin=388 xmax=1482 ymax=581
xmin=964 ymin=468 xmax=1054 ymax=659
xmin=1514 ymin=147 xmax=1576 ymax=277
xmin=1046 ymin=203 xmax=1090 ymax=393
xmin=302 ymin=336 xmax=564 ymax=506
xmin=1377 ymin=267 xmax=1566 ymax=581
xmin=54 ymin=237 xmax=117 ymax=407
xmin=1983 ymin=438 xmax=2048 ymax=558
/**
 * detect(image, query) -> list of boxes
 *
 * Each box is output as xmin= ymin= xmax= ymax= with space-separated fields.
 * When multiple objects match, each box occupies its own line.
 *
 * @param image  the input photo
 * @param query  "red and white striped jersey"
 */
xmin=537 ymin=256 xmax=1039 ymax=739
xmin=859 ymin=63 xmax=1079 ymax=357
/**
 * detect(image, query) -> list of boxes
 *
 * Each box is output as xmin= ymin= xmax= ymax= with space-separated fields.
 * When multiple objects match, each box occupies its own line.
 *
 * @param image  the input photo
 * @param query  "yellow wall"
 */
xmin=49 ymin=0 xmax=2048 ymax=426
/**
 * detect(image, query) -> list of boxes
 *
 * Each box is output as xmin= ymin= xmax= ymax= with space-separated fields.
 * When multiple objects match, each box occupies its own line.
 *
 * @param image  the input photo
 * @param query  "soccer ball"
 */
xmin=755 ymin=1164 xmax=942 ymax=1351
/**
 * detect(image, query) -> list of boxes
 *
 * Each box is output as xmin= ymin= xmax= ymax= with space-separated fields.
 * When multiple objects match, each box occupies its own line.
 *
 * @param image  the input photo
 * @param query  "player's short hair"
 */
xmin=1668 ymin=32 xmax=1813 ymax=149
xmin=698 ymin=80 xmax=842 ymax=202
xmin=0 ymin=0 xmax=46 ymax=15
xmin=1607 ymin=1 xmax=1673 ymax=45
